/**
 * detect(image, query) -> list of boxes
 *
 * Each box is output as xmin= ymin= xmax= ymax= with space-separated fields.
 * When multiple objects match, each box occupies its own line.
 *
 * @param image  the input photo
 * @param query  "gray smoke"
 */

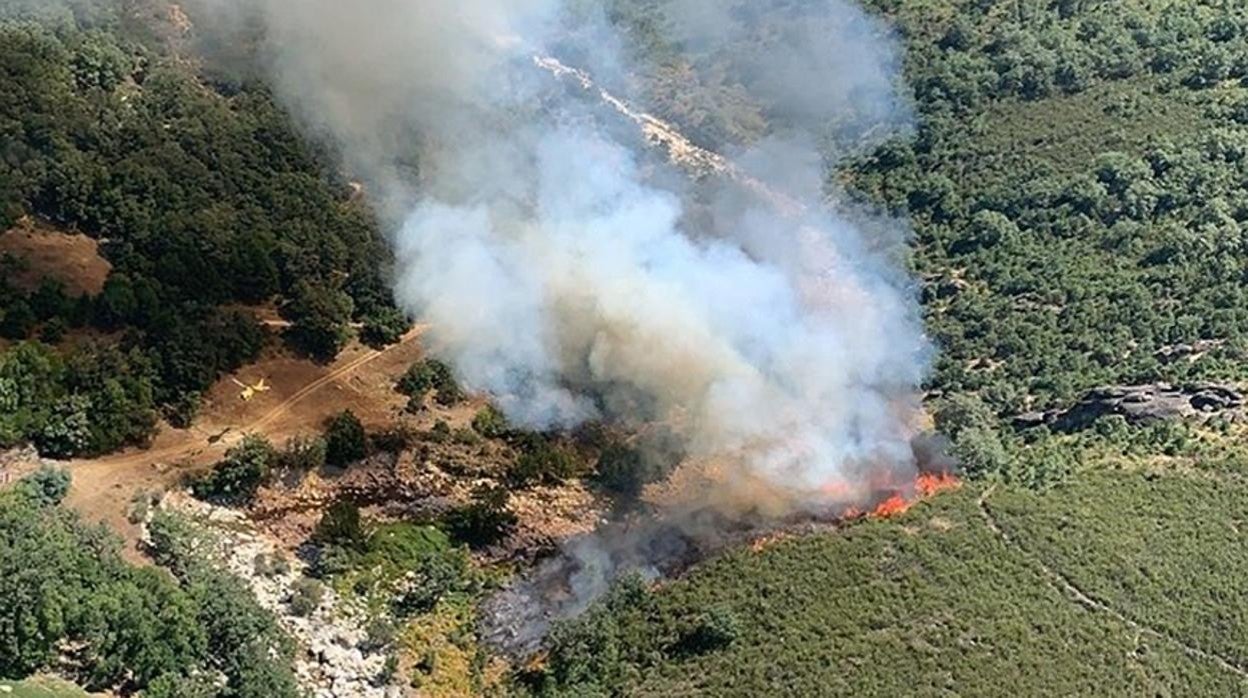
xmin=190 ymin=0 xmax=929 ymax=642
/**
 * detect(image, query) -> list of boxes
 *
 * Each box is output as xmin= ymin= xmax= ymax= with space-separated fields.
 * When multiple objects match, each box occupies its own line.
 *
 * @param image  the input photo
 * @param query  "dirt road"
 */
xmin=64 ymin=325 xmax=428 ymax=557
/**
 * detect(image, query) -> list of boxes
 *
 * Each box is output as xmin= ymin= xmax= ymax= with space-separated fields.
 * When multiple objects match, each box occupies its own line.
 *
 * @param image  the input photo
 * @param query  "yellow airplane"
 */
xmin=230 ymin=377 xmax=271 ymax=402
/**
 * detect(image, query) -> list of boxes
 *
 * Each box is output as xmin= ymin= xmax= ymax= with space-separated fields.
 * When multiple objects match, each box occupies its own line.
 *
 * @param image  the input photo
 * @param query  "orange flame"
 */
xmin=869 ymin=493 xmax=910 ymax=518
xmin=916 ymin=471 xmax=961 ymax=498
xmin=865 ymin=471 xmax=962 ymax=518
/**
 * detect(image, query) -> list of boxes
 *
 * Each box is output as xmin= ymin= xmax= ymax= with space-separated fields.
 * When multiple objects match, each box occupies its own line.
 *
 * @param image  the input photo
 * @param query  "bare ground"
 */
xmin=64 ymin=326 xmax=427 ymax=559
xmin=0 ymin=217 xmax=111 ymax=296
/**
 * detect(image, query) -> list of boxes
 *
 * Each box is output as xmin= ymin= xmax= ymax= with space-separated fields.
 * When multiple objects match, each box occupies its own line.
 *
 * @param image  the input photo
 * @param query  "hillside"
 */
xmin=528 ymin=0 xmax=1248 ymax=695
xmin=535 ymin=469 xmax=1248 ymax=696
xmin=3 ymin=0 xmax=1248 ymax=697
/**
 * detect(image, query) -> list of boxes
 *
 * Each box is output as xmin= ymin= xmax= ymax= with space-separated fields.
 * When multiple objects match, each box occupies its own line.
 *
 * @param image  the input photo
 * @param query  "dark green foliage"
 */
xmin=190 ymin=434 xmax=276 ymax=503
xmin=671 ymin=607 xmax=740 ymax=657
xmin=508 ymin=434 xmax=582 ymax=487
xmin=281 ymin=280 xmax=353 ymax=362
xmin=323 ymin=409 xmax=366 ymax=468
xmin=835 ymin=1 xmax=1248 ymax=428
xmin=0 ymin=479 xmax=296 ymax=697
xmin=0 ymin=7 xmax=395 ymax=450
xmin=590 ymin=444 xmax=661 ymax=499
xmin=18 ymin=465 xmax=71 ymax=506
xmin=471 ymin=404 xmax=509 ymax=438
xmin=0 ymin=298 xmax=35 ymax=339
xmin=540 ymin=574 xmax=657 ymax=693
xmin=359 ymin=306 xmax=409 ymax=349
xmin=147 ymin=511 xmax=300 ymax=698
xmin=77 ymin=567 xmax=207 ymax=690
xmin=313 ymin=500 xmax=366 ymax=550
xmin=441 ymin=485 xmax=517 ymax=549
xmin=0 ymin=341 xmax=158 ymax=457
xmin=396 ymin=358 xmax=461 ymax=407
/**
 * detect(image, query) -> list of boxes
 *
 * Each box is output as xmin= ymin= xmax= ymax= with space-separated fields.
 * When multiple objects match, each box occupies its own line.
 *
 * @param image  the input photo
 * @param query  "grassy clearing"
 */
xmin=0 ymin=676 xmax=91 ymax=698
xmin=972 ymin=76 xmax=1217 ymax=182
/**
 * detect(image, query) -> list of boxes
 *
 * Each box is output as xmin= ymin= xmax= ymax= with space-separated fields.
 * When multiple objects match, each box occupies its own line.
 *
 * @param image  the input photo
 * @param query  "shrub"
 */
xmin=471 ymin=404 xmax=509 ymax=438
xmin=673 ymin=608 xmax=741 ymax=656
xmin=289 ymin=578 xmax=324 ymax=617
xmin=19 ymin=465 xmax=72 ymax=507
xmin=441 ymin=486 xmax=517 ymax=549
xmin=396 ymin=358 xmax=461 ymax=406
xmin=508 ymin=435 xmax=581 ymax=487
xmin=277 ymin=434 xmax=327 ymax=472
xmin=951 ymin=426 xmax=1010 ymax=480
xmin=314 ymin=500 xmax=367 ymax=550
xmin=360 ymin=307 xmax=409 ymax=349
xmin=324 ymin=410 xmax=366 ymax=468
xmin=190 ymin=434 xmax=276 ymax=503
xmin=591 ymin=445 xmax=659 ymax=499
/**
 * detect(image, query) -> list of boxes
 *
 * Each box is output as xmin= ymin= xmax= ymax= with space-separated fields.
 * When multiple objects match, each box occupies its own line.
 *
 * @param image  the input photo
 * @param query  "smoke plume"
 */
xmin=192 ymin=0 xmax=930 ymax=647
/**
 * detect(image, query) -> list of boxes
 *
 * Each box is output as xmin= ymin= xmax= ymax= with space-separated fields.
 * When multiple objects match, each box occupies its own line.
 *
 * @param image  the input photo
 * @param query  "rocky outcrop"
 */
xmin=152 ymin=493 xmax=401 ymax=698
xmin=0 ymin=445 xmax=55 ymax=486
xmin=1013 ymin=382 xmax=1245 ymax=432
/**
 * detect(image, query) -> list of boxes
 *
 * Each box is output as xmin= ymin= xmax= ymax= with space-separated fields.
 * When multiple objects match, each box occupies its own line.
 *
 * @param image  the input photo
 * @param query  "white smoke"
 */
xmin=186 ymin=0 xmax=929 ymax=499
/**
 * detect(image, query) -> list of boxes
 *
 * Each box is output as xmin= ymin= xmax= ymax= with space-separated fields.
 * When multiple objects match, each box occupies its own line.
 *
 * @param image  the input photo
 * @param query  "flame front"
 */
xmin=865 ymin=471 xmax=961 ymax=519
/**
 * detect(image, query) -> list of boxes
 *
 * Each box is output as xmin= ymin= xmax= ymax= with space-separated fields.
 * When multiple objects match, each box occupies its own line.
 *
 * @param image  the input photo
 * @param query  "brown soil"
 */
xmin=64 ymin=326 xmax=428 ymax=560
xmin=248 ymin=395 xmax=606 ymax=561
xmin=0 ymin=217 xmax=111 ymax=296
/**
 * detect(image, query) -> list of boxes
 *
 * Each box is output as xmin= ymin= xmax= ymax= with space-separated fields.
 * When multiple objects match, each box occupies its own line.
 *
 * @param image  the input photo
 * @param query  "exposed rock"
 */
xmin=150 ymin=493 xmax=400 ymax=698
xmin=1155 ymin=339 xmax=1226 ymax=364
xmin=0 ymin=445 xmax=59 ymax=487
xmin=1013 ymin=382 xmax=1245 ymax=432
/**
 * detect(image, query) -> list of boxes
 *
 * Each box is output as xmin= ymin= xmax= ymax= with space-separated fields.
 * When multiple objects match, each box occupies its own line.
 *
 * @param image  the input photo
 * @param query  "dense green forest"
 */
xmin=0 ymin=0 xmax=406 ymax=456
xmin=0 ymin=468 xmax=299 ymax=697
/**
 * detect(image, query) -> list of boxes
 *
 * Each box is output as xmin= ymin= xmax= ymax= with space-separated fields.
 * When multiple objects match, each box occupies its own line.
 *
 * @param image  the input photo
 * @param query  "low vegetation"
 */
xmin=530 ymin=474 xmax=1248 ymax=696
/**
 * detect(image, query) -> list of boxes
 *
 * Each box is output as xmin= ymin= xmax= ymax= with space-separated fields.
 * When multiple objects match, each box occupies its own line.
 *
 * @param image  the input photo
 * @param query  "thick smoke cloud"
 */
xmin=193 ymin=0 xmax=929 ymax=637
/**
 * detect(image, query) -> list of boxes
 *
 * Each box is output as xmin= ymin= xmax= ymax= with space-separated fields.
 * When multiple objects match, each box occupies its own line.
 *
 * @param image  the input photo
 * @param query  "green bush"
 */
xmin=441 ymin=486 xmax=517 ymax=549
xmin=18 ymin=465 xmax=71 ymax=507
xmin=360 ymin=307 xmax=409 ymax=349
xmin=507 ymin=435 xmax=581 ymax=487
xmin=324 ymin=410 xmax=367 ymax=468
xmin=396 ymin=358 xmax=461 ymax=406
xmin=471 ymin=404 xmax=509 ymax=438
xmin=190 ymin=434 xmax=276 ymax=503
xmin=277 ymin=434 xmax=327 ymax=472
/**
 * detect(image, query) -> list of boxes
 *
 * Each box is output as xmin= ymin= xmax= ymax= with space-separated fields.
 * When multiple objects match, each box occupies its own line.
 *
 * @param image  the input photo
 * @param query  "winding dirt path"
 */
xmin=977 ymin=485 xmax=1248 ymax=681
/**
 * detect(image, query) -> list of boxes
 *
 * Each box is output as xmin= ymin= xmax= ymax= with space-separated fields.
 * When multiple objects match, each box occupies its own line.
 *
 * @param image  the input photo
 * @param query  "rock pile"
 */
xmin=154 ymin=493 xmax=401 ymax=698
xmin=1013 ymin=382 xmax=1245 ymax=432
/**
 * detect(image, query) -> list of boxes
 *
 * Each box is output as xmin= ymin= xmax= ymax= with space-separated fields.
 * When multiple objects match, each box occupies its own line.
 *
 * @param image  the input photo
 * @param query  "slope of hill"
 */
xmin=4 ymin=0 xmax=1248 ymax=696
xmin=522 ymin=0 xmax=1248 ymax=694
xmin=533 ymin=467 xmax=1248 ymax=696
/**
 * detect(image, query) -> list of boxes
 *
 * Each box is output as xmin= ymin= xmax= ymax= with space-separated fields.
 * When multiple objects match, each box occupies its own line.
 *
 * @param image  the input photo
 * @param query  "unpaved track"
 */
xmin=64 ymin=325 xmax=427 ymax=557
xmin=977 ymin=485 xmax=1248 ymax=681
